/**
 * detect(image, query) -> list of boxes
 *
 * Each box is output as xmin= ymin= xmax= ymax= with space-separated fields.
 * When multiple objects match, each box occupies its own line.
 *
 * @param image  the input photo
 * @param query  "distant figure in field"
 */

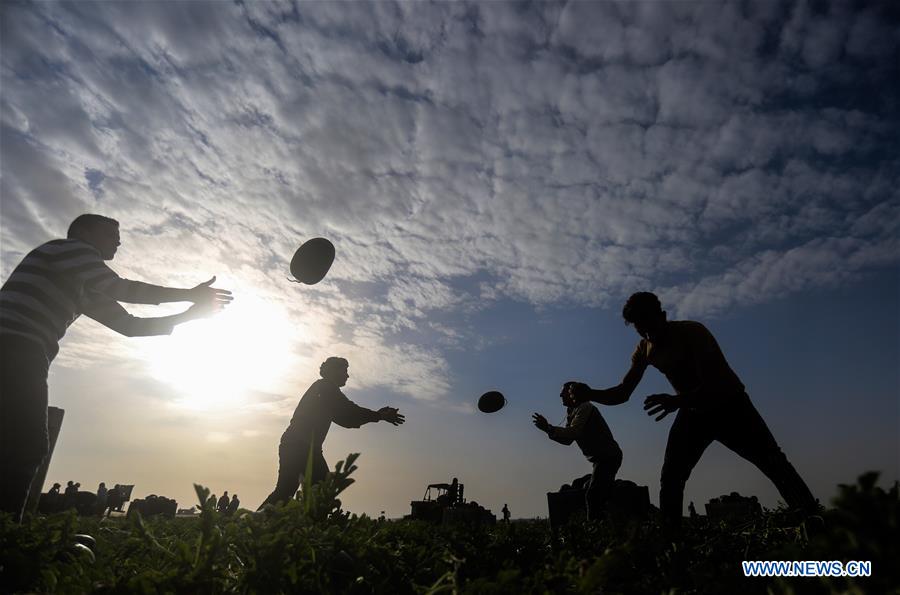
xmin=0 ymin=214 xmax=233 ymax=522
xmin=533 ymin=381 xmax=623 ymax=521
xmin=502 ymin=504 xmax=511 ymax=522
xmin=96 ymin=482 xmax=108 ymax=515
xmin=217 ymin=491 xmax=230 ymax=513
xmin=63 ymin=481 xmax=78 ymax=510
xmin=43 ymin=482 xmax=63 ymax=513
xmin=568 ymin=292 xmax=817 ymax=533
xmin=258 ymin=357 xmax=406 ymax=509
xmin=226 ymin=494 xmax=240 ymax=515
xmin=688 ymin=501 xmax=698 ymax=519
xmin=449 ymin=477 xmax=460 ymax=505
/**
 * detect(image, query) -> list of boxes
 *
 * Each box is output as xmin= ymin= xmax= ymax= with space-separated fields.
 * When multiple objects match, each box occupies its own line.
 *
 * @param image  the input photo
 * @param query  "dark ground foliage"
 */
xmin=1 ymin=454 xmax=896 ymax=595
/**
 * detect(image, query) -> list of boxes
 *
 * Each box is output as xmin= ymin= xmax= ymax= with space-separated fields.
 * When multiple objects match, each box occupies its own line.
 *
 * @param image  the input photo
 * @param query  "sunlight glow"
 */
xmin=140 ymin=293 xmax=296 ymax=411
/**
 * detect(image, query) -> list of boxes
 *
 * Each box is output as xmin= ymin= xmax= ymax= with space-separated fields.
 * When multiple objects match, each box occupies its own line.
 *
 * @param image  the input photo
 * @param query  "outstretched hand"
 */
xmin=189 ymin=276 xmax=233 ymax=311
xmin=378 ymin=407 xmax=405 ymax=426
xmin=185 ymin=299 xmax=220 ymax=320
xmin=643 ymin=393 xmax=682 ymax=421
xmin=532 ymin=413 xmax=550 ymax=432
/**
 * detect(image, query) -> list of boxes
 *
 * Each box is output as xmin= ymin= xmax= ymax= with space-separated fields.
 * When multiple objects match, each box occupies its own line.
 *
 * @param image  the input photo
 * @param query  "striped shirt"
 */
xmin=1 ymin=238 xmax=185 ymax=361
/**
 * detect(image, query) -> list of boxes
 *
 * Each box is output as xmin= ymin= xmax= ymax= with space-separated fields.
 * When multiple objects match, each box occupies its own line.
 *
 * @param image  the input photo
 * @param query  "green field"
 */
xmin=2 ymin=454 xmax=896 ymax=594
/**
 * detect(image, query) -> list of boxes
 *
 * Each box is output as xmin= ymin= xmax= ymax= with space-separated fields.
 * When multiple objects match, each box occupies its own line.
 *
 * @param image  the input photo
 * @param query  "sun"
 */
xmin=139 ymin=291 xmax=296 ymax=411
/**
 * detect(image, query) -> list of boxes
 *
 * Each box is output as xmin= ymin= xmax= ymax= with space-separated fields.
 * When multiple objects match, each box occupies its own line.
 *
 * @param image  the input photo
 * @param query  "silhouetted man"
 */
xmin=0 ymin=214 xmax=232 ymax=522
xmin=449 ymin=477 xmax=460 ymax=505
xmin=534 ymin=382 xmax=623 ymax=520
xmin=63 ymin=481 xmax=79 ymax=510
xmin=226 ymin=494 xmax=240 ymax=515
xmin=45 ymin=482 xmax=62 ymax=513
xmin=259 ymin=357 xmax=405 ymax=508
xmin=502 ymin=504 xmax=510 ymax=522
xmin=217 ymin=491 xmax=229 ymax=513
xmin=96 ymin=482 xmax=108 ymax=515
xmin=569 ymin=292 xmax=817 ymax=532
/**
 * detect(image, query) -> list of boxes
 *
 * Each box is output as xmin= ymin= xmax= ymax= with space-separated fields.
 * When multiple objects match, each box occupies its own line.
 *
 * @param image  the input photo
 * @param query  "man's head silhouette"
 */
xmin=623 ymin=292 xmax=667 ymax=343
xmin=560 ymin=381 xmax=585 ymax=407
xmin=320 ymin=356 xmax=350 ymax=387
xmin=68 ymin=214 xmax=120 ymax=260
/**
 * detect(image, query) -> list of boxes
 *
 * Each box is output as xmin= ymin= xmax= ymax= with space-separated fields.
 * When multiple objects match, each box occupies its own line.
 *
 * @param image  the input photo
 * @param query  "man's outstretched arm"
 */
xmin=532 ymin=413 xmax=574 ymax=444
xmin=550 ymin=403 xmax=591 ymax=441
xmin=60 ymin=249 xmax=232 ymax=307
xmin=532 ymin=403 xmax=594 ymax=446
xmin=571 ymin=360 xmax=646 ymax=406
xmin=331 ymin=391 xmax=406 ymax=429
xmin=95 ymin=273 xmax=232 ymax=308
xmin=82 ymin=295 xmax=219 ymax=337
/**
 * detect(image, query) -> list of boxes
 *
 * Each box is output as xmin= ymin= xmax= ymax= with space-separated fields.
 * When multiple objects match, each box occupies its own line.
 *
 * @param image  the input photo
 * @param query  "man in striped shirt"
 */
xmin=0 ymin=214 xmax=233 ymax=522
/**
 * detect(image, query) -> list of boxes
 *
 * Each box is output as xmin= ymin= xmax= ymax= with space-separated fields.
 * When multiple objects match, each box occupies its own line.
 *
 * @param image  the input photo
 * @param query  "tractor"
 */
xmin=408 ymin=478 xmax=495 ymax=524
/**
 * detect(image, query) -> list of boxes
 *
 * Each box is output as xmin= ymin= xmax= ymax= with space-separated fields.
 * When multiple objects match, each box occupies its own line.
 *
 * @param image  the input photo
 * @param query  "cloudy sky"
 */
xmin=2 ymin=1 xmax=897 ymax=518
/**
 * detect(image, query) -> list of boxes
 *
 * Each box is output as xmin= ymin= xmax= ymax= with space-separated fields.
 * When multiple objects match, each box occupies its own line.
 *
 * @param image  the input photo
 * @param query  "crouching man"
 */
xmin=533 ymin=381 xmax=623 ymax=521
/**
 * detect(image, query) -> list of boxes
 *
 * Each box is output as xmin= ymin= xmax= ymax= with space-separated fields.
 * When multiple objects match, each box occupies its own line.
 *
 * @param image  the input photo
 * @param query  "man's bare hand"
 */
xmin=189 ymin=276 xmax=233 ymax=310
xmin=532 ymin=413 xmax=550 ymax=432
xmin=378 ymin=407 xmax=405 ymax=426
xmin=643 ymin=393 xmax=682 ymax=421
xmin=185 ymin=300 xmax=220 ymax=320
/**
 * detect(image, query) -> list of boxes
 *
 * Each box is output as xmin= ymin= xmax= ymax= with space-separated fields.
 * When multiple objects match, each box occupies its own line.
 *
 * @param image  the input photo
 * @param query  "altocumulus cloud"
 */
xmin=1 ymin=1 xmax=898 ymax=403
